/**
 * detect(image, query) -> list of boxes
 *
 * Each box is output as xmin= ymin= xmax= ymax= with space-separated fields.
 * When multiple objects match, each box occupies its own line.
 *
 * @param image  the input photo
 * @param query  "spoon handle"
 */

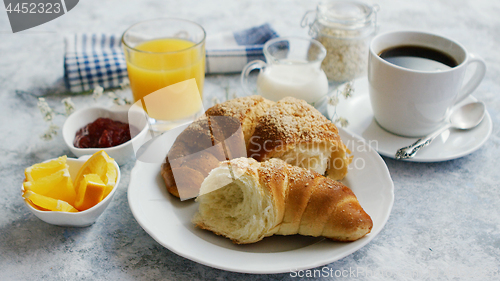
xmin=395 ymin=124 xmax=451 ymax=160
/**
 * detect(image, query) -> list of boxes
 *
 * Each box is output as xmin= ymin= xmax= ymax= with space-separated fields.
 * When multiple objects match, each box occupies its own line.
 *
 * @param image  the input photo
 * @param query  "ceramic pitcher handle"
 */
xmin=240 ymin=60 xmax=266 ymax=96
xmin=455 ymin=53 xmax=487 ymax=104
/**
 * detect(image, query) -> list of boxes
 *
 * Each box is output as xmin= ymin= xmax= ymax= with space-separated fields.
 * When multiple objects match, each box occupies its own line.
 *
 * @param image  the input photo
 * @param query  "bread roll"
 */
xmin=192 ymin=157 xmax=372 ymax=244
xmin=161 ymin=116 xmax=245 ymax=199
xmin=205 ymin=95 xmax=274 ymax=149
xmin=248 ymin=97 xmax=351 ymax=180
xmin=162 ymin=96 xmax=351 ymax=199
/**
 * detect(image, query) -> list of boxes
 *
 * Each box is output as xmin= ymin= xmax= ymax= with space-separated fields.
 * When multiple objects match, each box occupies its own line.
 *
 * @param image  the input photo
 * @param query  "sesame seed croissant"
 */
xmin=161 ymin=95 xmax=352 ymax=199
xmin=192 ymin=157 xmax=372 ymax=244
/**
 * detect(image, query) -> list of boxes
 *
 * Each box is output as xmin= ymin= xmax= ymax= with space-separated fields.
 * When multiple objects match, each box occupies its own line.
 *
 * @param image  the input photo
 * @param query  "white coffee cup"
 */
xmin=368 ymin=31 xmax=486 ymax=137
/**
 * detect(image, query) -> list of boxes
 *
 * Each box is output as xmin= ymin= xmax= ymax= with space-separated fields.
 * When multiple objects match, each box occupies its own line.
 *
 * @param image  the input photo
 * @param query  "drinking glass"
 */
xmin=122 ymin=18 xmax=206 ymax=132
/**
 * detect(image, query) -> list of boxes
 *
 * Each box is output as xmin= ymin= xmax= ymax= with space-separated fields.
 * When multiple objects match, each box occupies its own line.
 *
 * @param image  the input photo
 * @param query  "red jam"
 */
xmin=74 ymin=118 xmax=132 ymax=148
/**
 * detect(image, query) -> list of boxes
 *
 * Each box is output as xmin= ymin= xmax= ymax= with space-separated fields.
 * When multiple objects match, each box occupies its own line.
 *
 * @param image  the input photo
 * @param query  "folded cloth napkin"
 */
xmin=64 ymin=23 xmax=279 ymax=93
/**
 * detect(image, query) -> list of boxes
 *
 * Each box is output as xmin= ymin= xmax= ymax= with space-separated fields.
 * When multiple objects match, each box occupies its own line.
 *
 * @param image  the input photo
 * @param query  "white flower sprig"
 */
xmin=37 ymin=97 xmax=54 ymax=122
xmin=335 ymin=116 xmax=349 ymax=128
xmin=106 ymin=91 xmax=132 ymax=106
xmin=37 ymin=97 xmax=75 ymax=140
xmin=341 ymin=82 xmax=354 ymax=99
xmin=92 ymin=80 xmax=132 ymax=105
xmin=61 ymin=97 xmax=75 ymax=116
xmin=92 ymin=85 xmax=104 ymax=101
xmin=328 ymin=95 xmax=339 ymax=107
xmin=329 ymin=81 xmax=354 ymax=128
xmin=40 ymin=124 xmax=59 ymax=141
xmin=119 ymin=78 xmax=130 ymax=90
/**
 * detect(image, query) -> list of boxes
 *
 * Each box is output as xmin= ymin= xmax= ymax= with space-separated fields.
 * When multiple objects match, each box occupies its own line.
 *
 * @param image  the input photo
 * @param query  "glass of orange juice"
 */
xmin=122 ymin=18 xmax=206 ymax=132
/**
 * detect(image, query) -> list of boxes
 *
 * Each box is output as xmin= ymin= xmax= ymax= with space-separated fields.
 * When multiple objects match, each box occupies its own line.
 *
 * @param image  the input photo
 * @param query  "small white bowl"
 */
xmin=62 ymin=105 xmax=149 ymax=165
xmin=22 ymin=156 xmax=121 ymax=227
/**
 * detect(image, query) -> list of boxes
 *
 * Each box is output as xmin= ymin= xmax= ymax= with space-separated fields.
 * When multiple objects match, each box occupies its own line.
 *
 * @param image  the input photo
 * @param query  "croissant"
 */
xmin=204 ymin=95 xmax=274 ymax=149
xmin=192 ymin=157 xmax=372 ymax=244
xmin=161 ymin=115 xmax=246 ymax=199
xmin=247 ymin=97 xmax=351 ymax=180
xmin=162 ymin=96 xmax=352 ymax=199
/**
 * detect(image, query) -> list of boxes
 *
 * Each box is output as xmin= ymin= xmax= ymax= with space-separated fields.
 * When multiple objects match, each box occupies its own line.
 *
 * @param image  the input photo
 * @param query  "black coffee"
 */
xmin=379 ymin=45 xmax=458 ymax=71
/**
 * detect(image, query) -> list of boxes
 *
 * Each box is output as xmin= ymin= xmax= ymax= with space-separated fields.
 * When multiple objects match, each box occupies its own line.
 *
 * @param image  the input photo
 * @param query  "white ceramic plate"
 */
xmin=128 ymin=128 xmax=394 ymax=274
xmin=328 ymin=78 xmax=492 ymax=162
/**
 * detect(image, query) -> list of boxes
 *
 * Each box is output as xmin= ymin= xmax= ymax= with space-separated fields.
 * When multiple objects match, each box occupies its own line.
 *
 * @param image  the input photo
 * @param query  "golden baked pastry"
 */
xmin=204 ymin=95 xmax=274 ymax=148
xmin=248 ymin=96 xmax=351 ymax=180
xmin=161 ymin=95 xmax=351 ymax=199
xmin=192 ymin=157 xmax=372 ymax=244
xmin=161 ymin=115 xmax=245 ymax=199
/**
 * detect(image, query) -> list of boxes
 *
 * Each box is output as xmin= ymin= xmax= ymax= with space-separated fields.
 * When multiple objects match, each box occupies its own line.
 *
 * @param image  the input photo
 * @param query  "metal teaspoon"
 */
xmin=395 ymin=102 xmax=486 ymax=160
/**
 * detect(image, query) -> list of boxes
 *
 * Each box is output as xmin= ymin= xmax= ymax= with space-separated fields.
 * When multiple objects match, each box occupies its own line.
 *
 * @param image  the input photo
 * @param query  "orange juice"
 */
xmin=141 ymin=78 xmax=203 ymax=121
xmin=125 ymin=38 xmax=205 ymax=120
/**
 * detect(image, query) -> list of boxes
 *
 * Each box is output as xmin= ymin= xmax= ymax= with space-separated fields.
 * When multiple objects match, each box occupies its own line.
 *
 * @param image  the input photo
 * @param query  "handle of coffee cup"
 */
xmin=455 ymin=54 xmax=487 ymax=104
xmin=240 ymin=60 xmax=266 ymax=96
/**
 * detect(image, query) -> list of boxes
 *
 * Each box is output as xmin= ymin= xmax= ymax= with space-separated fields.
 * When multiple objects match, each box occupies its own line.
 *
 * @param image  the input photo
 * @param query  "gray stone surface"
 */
xmin=1 ymin=0 xmax=499 ymax=280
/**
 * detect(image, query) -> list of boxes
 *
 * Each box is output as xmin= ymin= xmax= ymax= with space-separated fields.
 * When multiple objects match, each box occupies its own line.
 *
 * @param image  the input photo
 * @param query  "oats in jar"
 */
xmin=302 ymin=0 xmax=378 ymax=82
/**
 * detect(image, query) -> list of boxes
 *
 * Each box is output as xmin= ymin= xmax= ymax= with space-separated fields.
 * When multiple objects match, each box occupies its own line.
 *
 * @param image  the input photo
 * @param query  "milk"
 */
xmin=256 ymin=61 xmax=329 ymax=103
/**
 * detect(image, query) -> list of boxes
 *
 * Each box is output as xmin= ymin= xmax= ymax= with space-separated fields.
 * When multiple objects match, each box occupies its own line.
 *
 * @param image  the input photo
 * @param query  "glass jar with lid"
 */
xmin=302 ymin=1 xmax=378 ymax=82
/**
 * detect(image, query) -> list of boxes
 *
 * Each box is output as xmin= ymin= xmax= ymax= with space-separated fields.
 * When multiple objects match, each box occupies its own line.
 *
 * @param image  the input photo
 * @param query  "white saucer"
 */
xmin=327 ymin=78 xmax=492 ymax=162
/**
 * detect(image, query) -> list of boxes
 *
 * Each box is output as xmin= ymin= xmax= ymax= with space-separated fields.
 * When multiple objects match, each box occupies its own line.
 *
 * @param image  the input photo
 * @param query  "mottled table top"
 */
xmin=1 ymin=0 xmax=499 ymax=280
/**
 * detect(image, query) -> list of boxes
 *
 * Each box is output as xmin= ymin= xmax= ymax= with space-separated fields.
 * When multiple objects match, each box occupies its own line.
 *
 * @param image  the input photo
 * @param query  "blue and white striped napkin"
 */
xmin=64 ymin=23 xmax=279 ymax=93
